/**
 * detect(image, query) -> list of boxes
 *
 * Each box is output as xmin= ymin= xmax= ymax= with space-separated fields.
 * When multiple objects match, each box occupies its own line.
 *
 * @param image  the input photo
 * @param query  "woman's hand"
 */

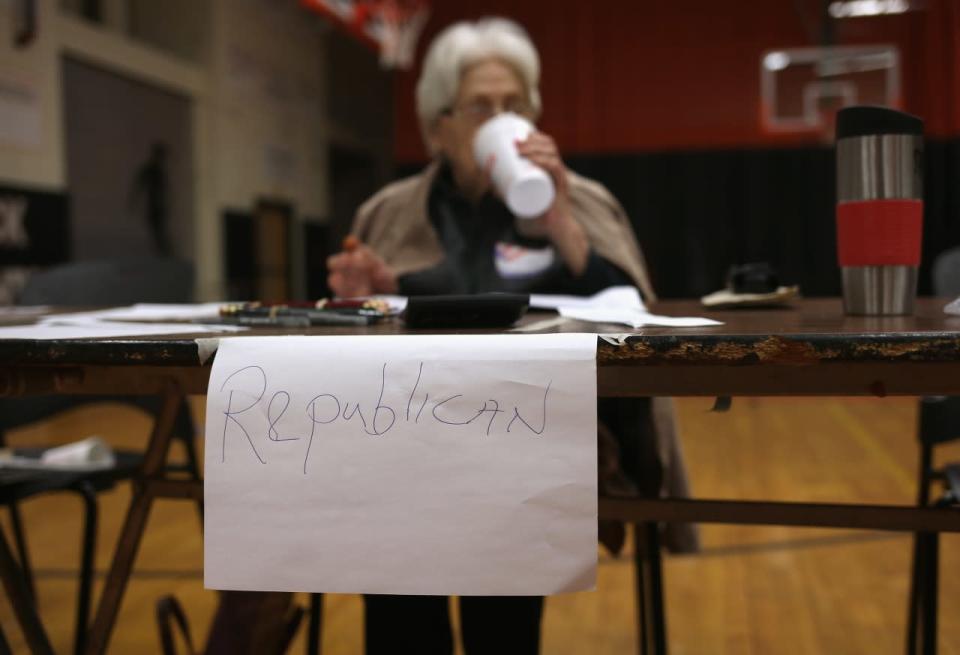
xmin=327 ymin=237 xmax=398 ymax=298
xmin=515 ymin=132 xmax=589 ymax=275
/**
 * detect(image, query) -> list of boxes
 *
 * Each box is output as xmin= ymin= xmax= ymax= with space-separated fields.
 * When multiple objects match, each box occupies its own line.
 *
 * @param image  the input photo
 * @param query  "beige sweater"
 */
xmin=352 ymin=161 xmax=658 ymax=301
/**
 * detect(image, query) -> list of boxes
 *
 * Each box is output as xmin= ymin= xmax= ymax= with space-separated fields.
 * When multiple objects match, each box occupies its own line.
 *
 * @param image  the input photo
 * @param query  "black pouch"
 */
xmin=402 ymin=293 xmax=529 ymax=329
xmin=726 ymin=262 xmax=779 ymax=294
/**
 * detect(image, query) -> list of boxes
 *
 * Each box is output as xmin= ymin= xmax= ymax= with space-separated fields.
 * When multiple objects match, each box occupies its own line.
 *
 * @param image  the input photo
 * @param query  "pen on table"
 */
xmin=303 ymin=311 xmax=373 ymax=326
xmin=243 ymin=306 xmax=382 ymax=318
xmin=224 ymin=299 xmax=387 ymax=315
xmin=215 ymin=312 xmax=373 ymax=327
xmin=225 ymin=306 xmax=380 ymax=322
xmin=310 ymin=307 xmax=384 ymax=317
xmin=216 ymin=315 xmax=311 ymax=328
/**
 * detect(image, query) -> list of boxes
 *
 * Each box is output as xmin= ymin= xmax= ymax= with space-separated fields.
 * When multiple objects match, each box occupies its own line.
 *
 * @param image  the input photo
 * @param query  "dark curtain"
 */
xmin=568 ymin=139 xmax=960 ymax=298
xmin=566 ymin=148 xmax=837 ymax=299
xmin=397 ymin=139 xmax=960 ymax=299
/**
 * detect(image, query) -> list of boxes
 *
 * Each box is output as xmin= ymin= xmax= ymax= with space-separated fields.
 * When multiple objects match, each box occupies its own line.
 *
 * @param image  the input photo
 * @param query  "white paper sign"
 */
xmin=204 ymin=334 xmax=598 ymax=596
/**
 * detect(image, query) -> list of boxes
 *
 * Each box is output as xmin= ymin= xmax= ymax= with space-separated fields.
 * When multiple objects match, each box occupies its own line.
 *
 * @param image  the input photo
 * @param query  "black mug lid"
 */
xmin=836 ymin=105 xmax=923 ymax=140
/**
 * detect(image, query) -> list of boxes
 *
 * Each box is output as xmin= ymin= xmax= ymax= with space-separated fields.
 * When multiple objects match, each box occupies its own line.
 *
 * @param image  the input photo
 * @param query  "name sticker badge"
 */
xmin=494 ymin=242 xmax=555 ymax=279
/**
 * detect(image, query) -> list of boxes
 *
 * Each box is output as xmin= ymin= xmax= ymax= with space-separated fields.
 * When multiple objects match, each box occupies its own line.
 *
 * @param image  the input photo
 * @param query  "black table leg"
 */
xmin=920 ymin=532 xmax=939 ymax=655
xmin=73 ymin=481 xmax=98 ymax=655
xmin=8 ymin=503 xmax=35 ymax=603
xmin=634 ymin=522 xmax=667 ymax=655
xmin=905 ymin=532 xmax=922 ymax=655
xmin=0 ymin=525 xmax=53 ymax=655
xmin=634 ymin=538 xmax=648 ymax=655
xmin=307 ymin=593 xmax=323 ymax=655
xmin=84 ymin=386 xmax=183 ymax=655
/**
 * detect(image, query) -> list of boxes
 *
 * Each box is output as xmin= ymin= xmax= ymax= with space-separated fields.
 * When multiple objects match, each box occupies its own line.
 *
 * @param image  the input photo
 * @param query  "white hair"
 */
xmin=415 ymin=18 xmax=541 ymax=144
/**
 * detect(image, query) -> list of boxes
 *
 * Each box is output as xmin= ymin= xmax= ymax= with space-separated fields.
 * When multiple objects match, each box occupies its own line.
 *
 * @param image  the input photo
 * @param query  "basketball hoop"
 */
xmin=760 ymin=45 xmax=902 ymax=142
xmin=302 ymin=0 xmax=430 ymax=70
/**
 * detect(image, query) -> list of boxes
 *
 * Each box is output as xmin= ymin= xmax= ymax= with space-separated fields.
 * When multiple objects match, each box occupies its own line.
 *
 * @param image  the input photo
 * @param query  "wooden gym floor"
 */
xmin=0 ymin=396 xmax=957 ymax=654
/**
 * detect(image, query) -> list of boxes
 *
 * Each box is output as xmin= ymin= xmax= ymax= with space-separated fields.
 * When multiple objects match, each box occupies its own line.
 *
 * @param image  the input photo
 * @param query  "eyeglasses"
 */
xmin=444 ymin=98 xmax=535 ymax=124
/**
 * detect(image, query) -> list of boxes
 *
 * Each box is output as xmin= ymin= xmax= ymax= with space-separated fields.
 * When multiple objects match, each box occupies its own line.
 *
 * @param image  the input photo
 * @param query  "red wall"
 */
xmin=393 ymin=0 xmax=960 ymax=163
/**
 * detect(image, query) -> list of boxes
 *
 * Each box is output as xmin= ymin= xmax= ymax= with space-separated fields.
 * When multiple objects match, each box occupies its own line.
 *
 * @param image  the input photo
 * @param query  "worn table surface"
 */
xmin=0 ymin=297 xmax=956 ymax=364
xmin=1 ymin=298 xmax=958 ymax=396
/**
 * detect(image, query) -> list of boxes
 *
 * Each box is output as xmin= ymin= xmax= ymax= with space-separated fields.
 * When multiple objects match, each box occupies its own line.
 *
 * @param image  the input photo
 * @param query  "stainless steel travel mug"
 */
xmin=836 ymin=106 xmax=924 ymax=315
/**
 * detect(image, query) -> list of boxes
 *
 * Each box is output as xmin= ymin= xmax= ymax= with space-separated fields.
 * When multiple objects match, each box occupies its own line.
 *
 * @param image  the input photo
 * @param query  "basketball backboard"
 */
xmin=760 ymin=45 xmax=901 ymax=138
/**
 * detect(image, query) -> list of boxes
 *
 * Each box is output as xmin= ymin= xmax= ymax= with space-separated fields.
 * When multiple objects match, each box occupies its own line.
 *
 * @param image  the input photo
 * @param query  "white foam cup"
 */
xmin=473 ymin=112 xmax=555 ymax=218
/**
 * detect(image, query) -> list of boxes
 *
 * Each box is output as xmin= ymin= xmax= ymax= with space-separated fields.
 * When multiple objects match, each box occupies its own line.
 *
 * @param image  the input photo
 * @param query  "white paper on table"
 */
xmin=0 ymin=321 xmax=245 ymax=340
xmin=559 ymin=307 xmax=722 ymax=328
xmin=0 ymin=436 xmax=115 ymax=471
xmin=41 ymin=436 xmax=115 ymax=469
xmin=40 ymin=302 xmax=226 ymax=324
xmin=530 ymin=285 xmax=645 ymax=312
xmin=204 ymin=333 xmax=598 ymax=596
xmin=944 ymin=297 xmax=960 ymax=316
xmin=510 ymin=316 xmax=571 ymax=332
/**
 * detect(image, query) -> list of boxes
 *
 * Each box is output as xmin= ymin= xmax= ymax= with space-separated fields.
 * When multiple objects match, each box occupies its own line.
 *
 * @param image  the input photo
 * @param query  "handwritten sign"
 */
xmin=204 ymin=334 xmax=598 ymax=595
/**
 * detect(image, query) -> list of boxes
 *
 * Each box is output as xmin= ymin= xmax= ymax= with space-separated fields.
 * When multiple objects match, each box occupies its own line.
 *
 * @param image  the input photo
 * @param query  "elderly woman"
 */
xmin=328 ymin=17 xmax=695 ymax=655
xmin=328 ymin=18 xmax=654 ymax=299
